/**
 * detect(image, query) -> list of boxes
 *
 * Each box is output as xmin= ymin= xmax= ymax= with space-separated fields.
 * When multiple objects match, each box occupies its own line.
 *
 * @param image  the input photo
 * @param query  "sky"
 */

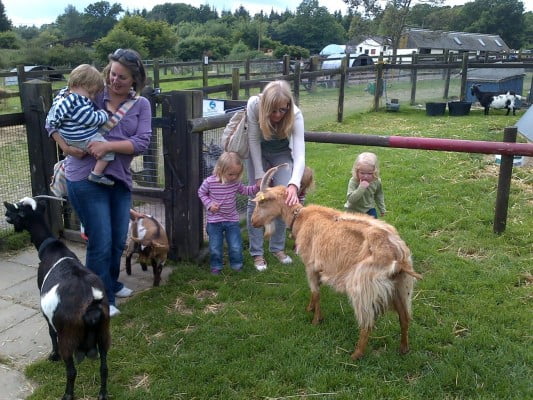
xmin=3 ymin=0 xmax=533 ymax=27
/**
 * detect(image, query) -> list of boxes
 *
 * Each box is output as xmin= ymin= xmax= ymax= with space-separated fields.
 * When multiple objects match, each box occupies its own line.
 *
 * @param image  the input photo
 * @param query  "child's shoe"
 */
xmin=231 ymin=264 xmax=243 ymax=272
xmin=273 ymin=251 xmax=292 ymax=264
xmin=88 ymin=172 xmax=115 ymax=186
xmin=253 ymin=256 xmax=267 ymax=271
xmin=211 ymin=268 xmax=222 ymax=275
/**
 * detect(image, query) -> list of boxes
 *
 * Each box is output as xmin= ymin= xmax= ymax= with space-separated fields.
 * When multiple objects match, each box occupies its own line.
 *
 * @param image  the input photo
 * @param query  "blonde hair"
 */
xmin=352 ymin=152 xmax=380 ymax=181
xmin=68 ymin=64 xmax=104 ymax=97
xmin=213 ymin=152 xmax=244 ymax=183
xmin=258 ymin=80 xmax=295 ymax=140
xmin=299 ymin=166 xmax=315 ymax=195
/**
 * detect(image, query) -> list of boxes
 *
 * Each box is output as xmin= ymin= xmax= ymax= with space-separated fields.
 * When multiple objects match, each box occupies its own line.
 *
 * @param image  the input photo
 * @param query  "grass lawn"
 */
xmin=24 ymin=105 xmax=533 ymax=399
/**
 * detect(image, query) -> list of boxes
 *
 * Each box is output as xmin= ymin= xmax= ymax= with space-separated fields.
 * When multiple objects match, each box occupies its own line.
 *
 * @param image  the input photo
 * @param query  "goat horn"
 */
xmin=33 ymin=195 xmax=67 ymax=202
xmin=259 ymin=163 xmax=289 ymax=192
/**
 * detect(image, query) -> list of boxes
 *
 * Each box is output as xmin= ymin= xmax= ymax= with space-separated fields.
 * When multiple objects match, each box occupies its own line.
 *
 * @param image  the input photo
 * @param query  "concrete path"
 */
xmin=0 ymin=241 xmax=171 ymax=400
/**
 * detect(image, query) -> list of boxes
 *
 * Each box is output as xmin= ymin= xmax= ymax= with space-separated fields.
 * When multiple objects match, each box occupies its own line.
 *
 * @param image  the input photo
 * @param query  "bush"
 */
xmin=0 ymin=31 xmax=21 ymax=49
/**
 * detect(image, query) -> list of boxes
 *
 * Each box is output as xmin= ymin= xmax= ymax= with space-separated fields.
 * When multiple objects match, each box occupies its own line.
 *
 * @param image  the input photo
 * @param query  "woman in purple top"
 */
xmin=48 ymin=49 xmax=152 ymax=316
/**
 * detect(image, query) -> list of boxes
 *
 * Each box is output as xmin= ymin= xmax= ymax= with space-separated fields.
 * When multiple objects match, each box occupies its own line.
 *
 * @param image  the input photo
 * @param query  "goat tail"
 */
xmin=347 ymin=263 xmax=395 ymax=330
xmin=77 ymin=298 xmax=106 ymax=362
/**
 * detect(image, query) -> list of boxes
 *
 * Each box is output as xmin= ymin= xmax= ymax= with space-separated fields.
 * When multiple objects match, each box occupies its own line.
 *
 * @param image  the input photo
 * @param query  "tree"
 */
xmin=273 ymin=0 xmax=346 ymax=54
xmin=93 ymin=28 xmax=147 ymax=61
xmin=176 ymin=35 xmax=230 ymax=61
xmin=0 ymin=31 xmax=20 ymax=49
xmin=344 ymin=0 xmax=441 ymax=60
xmin=456 ymin=0 xmax=525 ymax=49
xmin=82 ymin=1 xmax=123 ymax=43
xmin=0 ymin=1 xmax=12 ymax=32
xmin=56 ymin=5 xmax=85 ymax=41
xmin=113 ymin=15 xmax=178 ymax=58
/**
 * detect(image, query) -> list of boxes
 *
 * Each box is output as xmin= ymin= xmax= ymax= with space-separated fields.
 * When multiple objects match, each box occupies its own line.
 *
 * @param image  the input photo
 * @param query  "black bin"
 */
xmin=426 ymin=102 xmax=446 ymax=116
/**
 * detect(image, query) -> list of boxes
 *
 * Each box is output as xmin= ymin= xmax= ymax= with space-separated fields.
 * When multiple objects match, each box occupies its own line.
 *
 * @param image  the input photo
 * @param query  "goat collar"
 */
xmin=38 ymin=237 xmax=58 ymax=260
xmin=289 ymin=205 xmax=304 ymax=232
xmin=41 ymin=256 xmax=75 ymax=292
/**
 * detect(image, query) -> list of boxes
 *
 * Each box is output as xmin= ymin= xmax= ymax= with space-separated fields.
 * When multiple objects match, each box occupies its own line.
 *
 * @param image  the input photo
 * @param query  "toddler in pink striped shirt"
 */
xmin=198 ymin=152 xmax=259 ymax=274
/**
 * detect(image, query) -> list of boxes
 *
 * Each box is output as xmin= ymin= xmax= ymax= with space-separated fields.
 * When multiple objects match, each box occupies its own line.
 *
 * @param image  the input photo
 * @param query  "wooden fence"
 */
xmin=9 ymin=68 xmax=533 ymax=260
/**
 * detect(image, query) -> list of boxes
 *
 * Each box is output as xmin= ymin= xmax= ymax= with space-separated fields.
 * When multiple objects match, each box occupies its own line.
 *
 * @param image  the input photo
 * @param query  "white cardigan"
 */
xmin=246 ymin=95 xmax=305 ymax=189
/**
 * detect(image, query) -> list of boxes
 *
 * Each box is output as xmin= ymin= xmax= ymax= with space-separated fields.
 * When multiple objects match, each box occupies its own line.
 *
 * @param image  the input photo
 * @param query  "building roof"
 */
xmin=319 ymin=44 xmax=346 ymax=56
xmin=401 ymin=28 xmax=510 ymax=52
xmin=467 ymin=67 xmax=525 ymax=82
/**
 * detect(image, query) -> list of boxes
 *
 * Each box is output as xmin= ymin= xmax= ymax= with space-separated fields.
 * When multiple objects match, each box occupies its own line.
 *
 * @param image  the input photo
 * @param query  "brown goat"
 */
xmin=251 ymin=166 xmax=422 ymax=360
xmin=125 ymin=211 xmax=169 ymax=287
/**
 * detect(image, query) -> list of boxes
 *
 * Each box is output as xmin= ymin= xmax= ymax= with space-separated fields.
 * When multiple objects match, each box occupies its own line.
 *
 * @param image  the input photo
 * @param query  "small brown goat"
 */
xmin=251 ymin=165 xmax=422 ymax=360
xmin=125 ymin=210 xmax=169 ymax=287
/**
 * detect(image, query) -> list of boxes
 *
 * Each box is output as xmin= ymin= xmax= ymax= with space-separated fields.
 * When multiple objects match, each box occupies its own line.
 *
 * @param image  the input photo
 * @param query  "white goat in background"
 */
xmin=251 ymin=165 xmax=422 ymax=359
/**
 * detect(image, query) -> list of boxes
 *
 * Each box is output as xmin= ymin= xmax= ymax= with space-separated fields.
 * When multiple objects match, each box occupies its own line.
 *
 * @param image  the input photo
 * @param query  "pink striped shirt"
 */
xmin=198 ymin=175 xmax=259 ymax=223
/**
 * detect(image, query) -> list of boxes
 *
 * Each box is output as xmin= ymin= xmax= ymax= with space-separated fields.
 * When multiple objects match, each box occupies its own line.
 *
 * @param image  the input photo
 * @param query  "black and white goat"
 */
xmin=471 ymin=84 xmax=523 ymax=115
xmin=4 ymin=197 xmax=110 ymax=400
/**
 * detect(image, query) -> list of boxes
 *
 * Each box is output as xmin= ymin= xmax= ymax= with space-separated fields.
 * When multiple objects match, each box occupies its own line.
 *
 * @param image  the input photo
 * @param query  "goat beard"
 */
xmin=263 ymin=221 xmax=276 ymax=239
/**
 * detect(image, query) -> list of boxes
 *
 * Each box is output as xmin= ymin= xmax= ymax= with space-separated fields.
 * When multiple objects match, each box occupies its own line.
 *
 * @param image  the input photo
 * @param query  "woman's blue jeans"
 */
xmin=67 ymin=178 xmax=131 ymax=306
xmin=206 ymin=221 xmax=243 ymax=271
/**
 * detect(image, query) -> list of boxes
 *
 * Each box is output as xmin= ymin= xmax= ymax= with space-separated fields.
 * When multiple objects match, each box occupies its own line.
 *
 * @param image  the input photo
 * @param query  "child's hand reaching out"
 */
xmin=209 ymin=203 xmax=220 ymax=213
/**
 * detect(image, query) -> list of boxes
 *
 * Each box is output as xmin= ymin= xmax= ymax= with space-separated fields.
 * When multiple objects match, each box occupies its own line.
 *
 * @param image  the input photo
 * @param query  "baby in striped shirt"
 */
xmin=46 ymin=64 xmax=113 ymax=186
xmin=198 ymin=152 xmax=259 ymax=274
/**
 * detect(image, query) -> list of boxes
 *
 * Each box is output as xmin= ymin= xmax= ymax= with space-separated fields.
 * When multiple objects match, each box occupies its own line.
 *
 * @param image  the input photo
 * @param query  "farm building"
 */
xmin=319 ymin=44 xmax=346 ymax=57
xmin=4 ymin=66 xmax=65 ymax=86
xmin=465 ymin=67 xmax=526 ymax=104
xmin=396 ymin=28 xmax=511 ymax=57
xmin=346 ymin=36 xmax=390 ymax=57
xmin=321 ymin=54 xmax=374 ymax=70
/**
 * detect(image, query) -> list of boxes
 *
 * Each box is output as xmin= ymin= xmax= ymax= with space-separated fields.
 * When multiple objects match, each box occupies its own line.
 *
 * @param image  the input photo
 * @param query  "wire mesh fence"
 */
xmin=0 ymin=123 xmax=31 ymax=233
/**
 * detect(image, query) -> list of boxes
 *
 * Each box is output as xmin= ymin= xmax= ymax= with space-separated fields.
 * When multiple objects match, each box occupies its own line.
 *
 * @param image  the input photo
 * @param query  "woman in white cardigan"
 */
xmin=246 ymin=80 xmax=305 ymax=271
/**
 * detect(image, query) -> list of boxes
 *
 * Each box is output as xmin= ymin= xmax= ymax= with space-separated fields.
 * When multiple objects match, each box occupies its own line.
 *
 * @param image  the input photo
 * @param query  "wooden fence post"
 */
xmin=410 ymin=52 xmax=418 ymax=105
xmin=231 ymin=67 xmax=240 ymax=100
xmin=20 ymin=80 xmax=62 ymax=236
xmin=16 ymin=64 xmax=27 ymax=111
xmin=293 ymin=61 xmax=301 ymax=106
xmin=245 ymin=58 xmax=251 ymax=97
xmin=373 ymin=56 xmax=384 ymax=111
xmin=443 ymin=52 xmax=452 ymax=99
xmin=162 ymin=90 xmax=204 ymax=260
xmin=283 ymin=54 xmax=290 ymax=76
xmin=493 ymin=127 xmax=517 ymax=234
xmin=202 ymin=57 xmax=209 ymax=88
xmin=153 ymin=59 xmax=160 ymax=90
xmin=309 ymin=55 xmax=319 ymax=93
xmin=338 ymin=57 xmax=347 ymax=122
xmin=460 ymin=52 xmax=469 ymax=101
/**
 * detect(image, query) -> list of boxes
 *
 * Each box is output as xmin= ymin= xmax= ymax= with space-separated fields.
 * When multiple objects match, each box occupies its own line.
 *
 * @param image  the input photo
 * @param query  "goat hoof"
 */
xmin=350 ymin=350 xmax=365 ymax=360
xmin=311 ymin=316 xmax=323 ymax=325
xmin=98 ymin=392 xmax=108 ymax=400
xmin=48 ymin=352 xmax=60 ymax=362
xmin=62 ymin=394 xmax=74 ymax=400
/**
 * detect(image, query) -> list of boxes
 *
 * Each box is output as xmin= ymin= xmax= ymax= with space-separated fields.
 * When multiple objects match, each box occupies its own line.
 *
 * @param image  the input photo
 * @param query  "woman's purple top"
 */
xmin=47 ymin=87 xmax=152 ymax=190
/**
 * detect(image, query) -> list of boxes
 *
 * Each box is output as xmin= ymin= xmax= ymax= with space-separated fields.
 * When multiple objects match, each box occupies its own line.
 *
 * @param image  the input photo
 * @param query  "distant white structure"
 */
xmin=319 ymin=44 xmax=346 ymax=57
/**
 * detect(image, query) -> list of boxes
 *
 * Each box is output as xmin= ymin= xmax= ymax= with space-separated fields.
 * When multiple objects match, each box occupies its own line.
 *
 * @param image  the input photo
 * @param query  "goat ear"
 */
xmin=4 ymin=201 xmax=16 ymax=211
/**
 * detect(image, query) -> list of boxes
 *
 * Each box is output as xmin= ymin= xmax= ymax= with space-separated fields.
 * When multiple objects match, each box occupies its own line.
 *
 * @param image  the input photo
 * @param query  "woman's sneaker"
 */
xmin=253 ymin=256 xmax=267 ymax=271
xmin=109 ymin=305 xmax=121 ymax=317
xmin=273 ymin=251 xmax=292 ymax=264
xmin=115 ymin=286 xmax=133 ymax=298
